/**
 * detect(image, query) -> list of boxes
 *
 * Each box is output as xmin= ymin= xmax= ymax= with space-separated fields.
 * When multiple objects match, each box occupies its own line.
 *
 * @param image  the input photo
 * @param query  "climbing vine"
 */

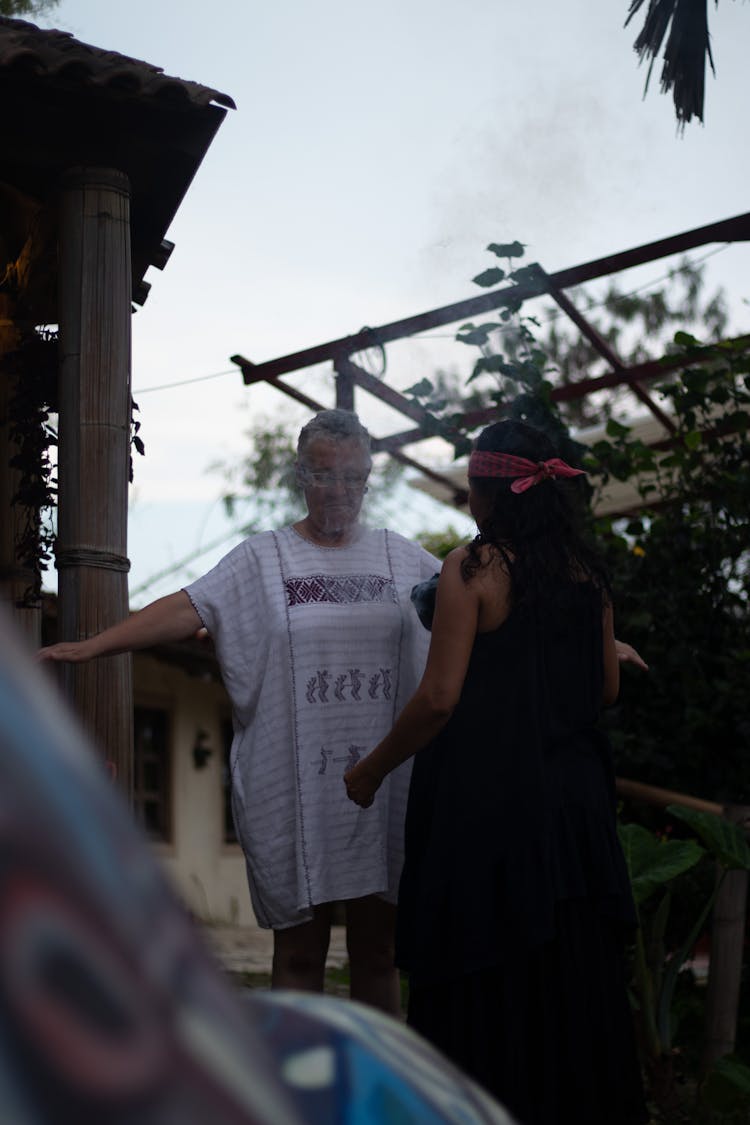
xmin=2 ymin=324 xmax=145 ymax=605
xmin=3 ymin=327 xmax=58 ymax=605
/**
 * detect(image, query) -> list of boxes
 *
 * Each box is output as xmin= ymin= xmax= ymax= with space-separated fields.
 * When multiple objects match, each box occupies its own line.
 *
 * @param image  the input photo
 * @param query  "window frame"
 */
xmin=133 ymin=696 xmax=174 ymax=846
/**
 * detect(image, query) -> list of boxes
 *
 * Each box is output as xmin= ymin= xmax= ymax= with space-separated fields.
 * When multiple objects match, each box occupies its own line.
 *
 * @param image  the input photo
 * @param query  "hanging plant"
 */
xmin=3 ymin=326 xmax=58 ymax=606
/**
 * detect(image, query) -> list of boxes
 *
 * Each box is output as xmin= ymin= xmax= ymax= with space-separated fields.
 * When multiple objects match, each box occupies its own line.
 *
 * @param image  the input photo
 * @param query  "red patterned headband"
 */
xmin=468 ymin=451 xmax=586 ymax=494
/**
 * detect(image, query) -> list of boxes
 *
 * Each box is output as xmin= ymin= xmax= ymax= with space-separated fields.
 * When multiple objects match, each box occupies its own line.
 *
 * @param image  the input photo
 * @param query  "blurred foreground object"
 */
xmin=0 ymin=614 xmax=516 ymax=1124
xmin=0 ymin=615 xmax=301 ymax=1125
xmin=248 ymin=991 xmax=516 ymax=1124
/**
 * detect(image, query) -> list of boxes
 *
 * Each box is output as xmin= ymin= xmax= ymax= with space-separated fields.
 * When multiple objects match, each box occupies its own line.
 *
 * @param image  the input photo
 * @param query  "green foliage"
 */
xmin=487 ymin=241 xmax=525 ymax=259
xmin=591 ymin=340 xmax=750 ymax=803
xmin=618 ymin=821 xmax=703 ymax=907
xmin=406 ymin=243 xmax=581 ymax=466
xmin=2 ymin=329 xmax=58 ymax=604
xmin=472 ymin=267 xmax=506 ymax=288
xmin=214 ymin=417 xmax=303 ymax=534
xmin=669 ymin=806 xmax=750 ymax=872
xmin=699 ymin=1055 xmax=750 ymax=1122
xmin=541 ymin=258 xmax=728 ymax=428
xmin=415 ymin=526 xmax=469 ymax=561
xmin=618 ymin=805 xmax=750 ymax=1119
xmin=0 ymin=0 xmax=59 ymax=16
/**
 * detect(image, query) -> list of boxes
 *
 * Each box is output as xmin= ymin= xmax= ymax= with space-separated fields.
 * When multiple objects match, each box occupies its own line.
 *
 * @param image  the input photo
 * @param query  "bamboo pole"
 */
xmin=615 ymin=776 xmax=723 ymax=817
xmin=57 ymin=167 xmax=133 ymax=796
xmin=702 ymin=804 xmax=750 ymax=1069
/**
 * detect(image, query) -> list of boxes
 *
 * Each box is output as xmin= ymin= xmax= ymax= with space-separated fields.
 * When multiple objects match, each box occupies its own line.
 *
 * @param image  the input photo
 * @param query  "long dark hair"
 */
xmin=463 ymin=420 xmax=611 ymax=619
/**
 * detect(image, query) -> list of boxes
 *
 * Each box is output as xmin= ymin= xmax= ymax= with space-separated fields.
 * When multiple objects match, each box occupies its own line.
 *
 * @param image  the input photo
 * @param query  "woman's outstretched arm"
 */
xmin=344 ymin=548 xmax=488 ymax=808
xmin=37 ymin=591 xmax=203 ymax=664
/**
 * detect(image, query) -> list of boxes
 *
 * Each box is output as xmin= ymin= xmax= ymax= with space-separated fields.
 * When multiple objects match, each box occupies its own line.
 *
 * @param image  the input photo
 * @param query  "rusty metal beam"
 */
xmin=231 ymin=211 xmax=750 ymax=384
xmin=334 ymin=357 xmax=435 ymax=428
xmin=550 ymin=334 xmax=750 ymax=403
xmin=386 ymin=450 xmax=469 ymax=504
xmin=371 ymin=427 xmax=434 ymax=453
xmin=550 ymin=212 xmax=750 ymax=291
xmin=234 ymin=335 xmax=750 ymax=456
xmin=544 ymin=274 xmax=678 ymax=434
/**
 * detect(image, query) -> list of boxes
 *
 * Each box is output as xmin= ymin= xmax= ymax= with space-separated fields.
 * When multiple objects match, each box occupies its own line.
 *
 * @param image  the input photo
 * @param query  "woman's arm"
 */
xmin=345 ymin=549 xmax=490 ymax=808
xmin=37 ymin=591 xmax=203 ymax=664
xmin=602 ymin=603 xmax=620 ymax=706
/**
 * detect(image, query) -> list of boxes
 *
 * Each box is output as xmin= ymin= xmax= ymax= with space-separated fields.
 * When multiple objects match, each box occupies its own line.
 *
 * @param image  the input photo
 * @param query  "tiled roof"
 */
xmin=0 ymin=15 xmax=235 ymax=110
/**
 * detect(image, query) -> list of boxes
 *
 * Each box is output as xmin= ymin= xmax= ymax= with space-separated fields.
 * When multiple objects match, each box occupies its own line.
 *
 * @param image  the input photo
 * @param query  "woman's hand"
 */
xmin=614 ymin=639 xmax=649 ymax=672
xmin=344 ymin=760 xmax=383 ymax=809
xmin=37 ymin=639 xmax=98 ymax=664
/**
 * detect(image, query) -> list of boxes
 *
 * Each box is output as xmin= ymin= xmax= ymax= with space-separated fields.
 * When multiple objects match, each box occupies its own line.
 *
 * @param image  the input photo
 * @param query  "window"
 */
xmin=221 ymin=715 xmax=238 ymax=845
xmin=133 ymin=706 xmax=172 ymax=842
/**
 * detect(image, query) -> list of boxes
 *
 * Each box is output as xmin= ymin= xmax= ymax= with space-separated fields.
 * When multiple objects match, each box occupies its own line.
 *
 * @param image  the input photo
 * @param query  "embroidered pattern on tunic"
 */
xmin=313 ymin=745 xmax=364 ymax=775
xmin=285 ymin=574 xmax=397 ymax=606
xmin=306 ymin=667 xmax=392 ymax=702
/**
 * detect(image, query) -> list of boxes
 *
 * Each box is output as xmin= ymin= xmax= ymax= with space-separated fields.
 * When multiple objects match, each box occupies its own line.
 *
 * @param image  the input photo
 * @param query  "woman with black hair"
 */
xmin=345 ymin=419 xmax=648 ymax=1124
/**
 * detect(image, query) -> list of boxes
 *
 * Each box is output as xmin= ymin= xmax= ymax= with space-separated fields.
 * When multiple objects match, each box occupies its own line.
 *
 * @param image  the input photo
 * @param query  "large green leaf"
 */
xmin=618 ymin=823 xmax=704 ymax=905
xmin=667 ymin=805 xmax=750 ymax=871
xmin=700 ymin=1055 xmax=750 ymax=1113
xmin=472 ymin=267 xmax=506 ymax=288
xmin=486 ymin=240 xmax=524 ymax=258
xmin=712 ymin=1056 xmax=750 ymax=1096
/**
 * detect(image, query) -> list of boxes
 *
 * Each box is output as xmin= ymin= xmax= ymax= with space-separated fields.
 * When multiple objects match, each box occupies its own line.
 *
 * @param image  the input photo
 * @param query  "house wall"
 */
xmin=133 ymin=653 xmax=260 ymax=929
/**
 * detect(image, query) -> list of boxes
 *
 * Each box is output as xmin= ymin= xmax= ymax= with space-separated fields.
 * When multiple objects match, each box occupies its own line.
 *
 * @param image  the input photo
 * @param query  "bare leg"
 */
xmin=345 ymin=895 xmax=401 ymax=1016
xmin=271 ymin=903 xmax=333 ymax=991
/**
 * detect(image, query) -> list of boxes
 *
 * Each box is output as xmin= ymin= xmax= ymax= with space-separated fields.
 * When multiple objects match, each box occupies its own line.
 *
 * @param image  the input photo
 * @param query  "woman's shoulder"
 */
xmin=445 ymin=541 xmax=507 ymax=573
xmin=441 ymin=545 xmax=470 ymax=571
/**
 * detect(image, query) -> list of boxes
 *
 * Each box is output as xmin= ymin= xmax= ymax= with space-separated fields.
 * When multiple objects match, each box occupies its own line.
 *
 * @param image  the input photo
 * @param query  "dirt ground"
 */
xmin=201 ymin=921 xmax=347 ymax=973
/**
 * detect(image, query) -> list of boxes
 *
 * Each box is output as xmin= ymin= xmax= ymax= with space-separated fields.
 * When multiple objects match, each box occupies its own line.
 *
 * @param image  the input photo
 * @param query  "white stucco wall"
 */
xmin=133 ymin=652 xmax=261 ymax=929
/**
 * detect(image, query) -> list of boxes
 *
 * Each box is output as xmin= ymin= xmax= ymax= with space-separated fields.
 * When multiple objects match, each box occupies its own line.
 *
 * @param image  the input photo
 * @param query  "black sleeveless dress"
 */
xmin=396 ymin=585 xmax=648 ymax=1125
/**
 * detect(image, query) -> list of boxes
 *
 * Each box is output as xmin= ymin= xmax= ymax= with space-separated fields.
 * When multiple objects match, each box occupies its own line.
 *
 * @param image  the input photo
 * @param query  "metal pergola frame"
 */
xmin=231 ymin=211 xmax=750 ymax=507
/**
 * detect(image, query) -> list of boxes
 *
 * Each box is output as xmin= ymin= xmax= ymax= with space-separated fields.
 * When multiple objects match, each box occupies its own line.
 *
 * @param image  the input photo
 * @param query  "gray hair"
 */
xmin=297 ymin=409 xmax=372 ymax=463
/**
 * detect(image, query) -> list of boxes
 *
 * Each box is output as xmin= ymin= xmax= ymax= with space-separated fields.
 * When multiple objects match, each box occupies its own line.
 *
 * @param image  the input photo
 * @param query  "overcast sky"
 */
xmin=37 ymin=0 xmax=750 ymax=604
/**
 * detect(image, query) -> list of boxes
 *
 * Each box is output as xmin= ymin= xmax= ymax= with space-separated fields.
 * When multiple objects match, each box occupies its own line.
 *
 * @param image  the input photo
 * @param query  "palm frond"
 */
xmin=625 ymin=0 xmax=717 ymax=128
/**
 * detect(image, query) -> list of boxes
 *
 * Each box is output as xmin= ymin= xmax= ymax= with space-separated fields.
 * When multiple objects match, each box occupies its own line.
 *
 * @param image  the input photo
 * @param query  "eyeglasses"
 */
xmin=299 ymin=470 xmax=369 ymax=491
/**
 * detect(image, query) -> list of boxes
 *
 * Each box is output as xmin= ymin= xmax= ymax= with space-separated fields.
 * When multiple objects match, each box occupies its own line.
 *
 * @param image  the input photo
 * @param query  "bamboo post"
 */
xmin=56 ymin=167 xmax=133 ymax=796
xmin=702 ymin=803 xmax=750 ymax=1070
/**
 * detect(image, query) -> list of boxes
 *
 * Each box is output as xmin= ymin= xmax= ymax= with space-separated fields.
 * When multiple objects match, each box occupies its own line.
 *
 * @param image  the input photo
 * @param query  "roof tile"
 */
xmin=0 ymin=15 xmax=235 ymax=110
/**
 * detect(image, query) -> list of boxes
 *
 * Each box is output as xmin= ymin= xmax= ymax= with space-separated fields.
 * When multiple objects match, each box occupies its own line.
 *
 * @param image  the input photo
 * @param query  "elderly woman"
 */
xmin=38 ymin=409 xmax=438 ymax=1014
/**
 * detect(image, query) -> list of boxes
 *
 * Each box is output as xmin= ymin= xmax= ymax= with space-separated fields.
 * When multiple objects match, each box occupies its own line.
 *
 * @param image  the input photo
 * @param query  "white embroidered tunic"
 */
xmin=184 ymin=526 xmax=438 ymax=929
